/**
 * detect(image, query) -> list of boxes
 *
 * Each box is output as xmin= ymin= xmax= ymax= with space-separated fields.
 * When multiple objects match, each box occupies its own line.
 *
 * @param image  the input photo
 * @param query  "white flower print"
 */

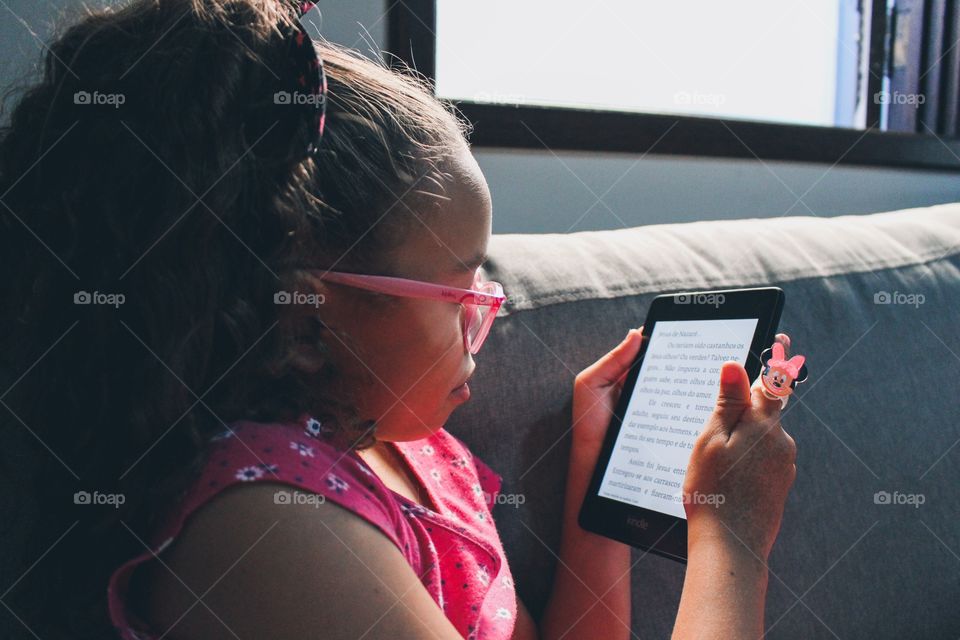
xmin=429 ymin=468 xmax=442 ymax=482
xmin=290 ymin=441 xmax=314 ymax=457
xmin=476 ymin=564 xmax=490 ymax=587
xmin=495 ymin=607 xmax=512 ymax=620
xmin=304 ymin=417 xmax=324 ymax=438
xmin=356 ymin=462 xmax=375 ymax=477
xmin=210 ymin=429 xmax=235 ymax=441
xmin=451 ymin=456 xmax=468 ymax=469
xmin=501 ymin=576 xmax=514 ymax=589
xmin=420 ymin=444 xmax=435 ymax=456
xmin=325 ymin=473 xmax=348 ymax=493
xmin=400 ymin=502 xmax=429 ymax=518
xmin=235 ymin=466 xmax=264 ymax=481
xmin=475 ymin=511 xmax=487 ymax=522
xmin=472 ymin=483 xmax=483 ymax=497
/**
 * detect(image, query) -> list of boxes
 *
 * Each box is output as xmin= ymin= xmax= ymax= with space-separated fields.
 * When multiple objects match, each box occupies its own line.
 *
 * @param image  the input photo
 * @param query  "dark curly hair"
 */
xmin=0 ymin=0 xmax=471 ymax=637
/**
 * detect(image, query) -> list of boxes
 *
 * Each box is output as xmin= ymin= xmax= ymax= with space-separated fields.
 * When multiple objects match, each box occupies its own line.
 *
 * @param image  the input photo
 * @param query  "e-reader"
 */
xmin=578 ymin=287 xmax=784 ymax=562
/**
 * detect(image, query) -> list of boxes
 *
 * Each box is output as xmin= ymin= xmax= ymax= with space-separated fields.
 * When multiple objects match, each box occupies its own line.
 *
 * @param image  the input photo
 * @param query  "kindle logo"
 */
xmin=626 ymin=517 xmax=649 ymax=530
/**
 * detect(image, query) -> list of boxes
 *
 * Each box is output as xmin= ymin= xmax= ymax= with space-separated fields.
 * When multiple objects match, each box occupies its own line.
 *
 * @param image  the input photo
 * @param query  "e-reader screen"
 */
xmin=596 ymin=318 xmax=758 ymax=519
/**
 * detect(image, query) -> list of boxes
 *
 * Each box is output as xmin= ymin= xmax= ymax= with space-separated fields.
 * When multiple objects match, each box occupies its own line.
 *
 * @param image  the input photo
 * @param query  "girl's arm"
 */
xmin=139 ymin=483 xmax=467 ymax=640
xmin=672 ymin=354 xmax=796 ymax=639
xmin=537 ymin=329 xmax=643 ymax=640
xmin=535 ymin=331 xmax=795 ymax=640
xmin=537 ymin=432 xmax=633 ymax=640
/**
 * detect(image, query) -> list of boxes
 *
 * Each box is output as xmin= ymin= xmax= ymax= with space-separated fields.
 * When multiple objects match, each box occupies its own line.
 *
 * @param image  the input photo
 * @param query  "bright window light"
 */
xmin=435 ymin=1 xmax=856 ymax=127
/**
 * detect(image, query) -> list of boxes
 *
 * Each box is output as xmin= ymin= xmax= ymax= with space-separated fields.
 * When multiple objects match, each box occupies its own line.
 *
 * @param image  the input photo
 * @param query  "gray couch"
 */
xmin=1 ymin=205 xmax=956 ymax=639
xmin=448 ymin=203 xmax=960 ymax=639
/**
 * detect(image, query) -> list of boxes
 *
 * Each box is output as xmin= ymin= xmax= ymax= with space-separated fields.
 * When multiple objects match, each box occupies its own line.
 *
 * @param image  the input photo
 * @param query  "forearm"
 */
xmin=540 ymin=440 xmax=632 ymax=640
xmin=672 ymin=537 xmax=769 ymax=640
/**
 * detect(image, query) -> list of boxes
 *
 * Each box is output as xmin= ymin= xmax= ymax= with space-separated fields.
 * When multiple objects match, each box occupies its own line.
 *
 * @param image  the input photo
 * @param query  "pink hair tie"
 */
xmin=283 ymin=1 xmax=328 ymax=156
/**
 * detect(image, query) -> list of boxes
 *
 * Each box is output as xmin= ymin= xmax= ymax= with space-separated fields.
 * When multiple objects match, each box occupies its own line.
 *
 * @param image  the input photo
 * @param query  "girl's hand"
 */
xmin=571 ymin=327 xmax=644 ymax=459
xmin=682 ymin=333 xmax=797 ymax=561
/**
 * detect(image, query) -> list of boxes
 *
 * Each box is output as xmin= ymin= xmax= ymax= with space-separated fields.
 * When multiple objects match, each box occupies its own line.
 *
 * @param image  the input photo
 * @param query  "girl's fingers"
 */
xmin=580 ymin=326 xmax=644 ymax=388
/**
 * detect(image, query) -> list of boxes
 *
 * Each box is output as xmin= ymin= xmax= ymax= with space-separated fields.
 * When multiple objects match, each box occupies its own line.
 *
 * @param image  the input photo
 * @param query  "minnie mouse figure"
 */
xmin=754 ymin=341 xmax=808 ymax=408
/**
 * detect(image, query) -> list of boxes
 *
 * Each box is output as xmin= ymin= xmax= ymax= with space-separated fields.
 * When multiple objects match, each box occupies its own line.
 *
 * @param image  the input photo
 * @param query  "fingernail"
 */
xmin=720 ymin=363 xmax=739 ymax=384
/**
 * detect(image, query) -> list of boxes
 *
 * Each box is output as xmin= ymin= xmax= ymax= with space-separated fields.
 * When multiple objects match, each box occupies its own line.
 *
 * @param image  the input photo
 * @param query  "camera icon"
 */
xmin=273 ymin=490 xmax=291 ymax=505
xmin=873 ymin=491 xmax=891 ymax=504
xmin=274 ymin=291 xmax=292 ymax=304
xmin=73 ymin=491 xmax=91 ymax=504
xmin=874 ymin=291 xmax=891 ymax=304
xmin=74 ymin=291 xmax=92 ymax=304
xmin=73 ymin=91 xmax=91 ymax=105
xmin=274 ymin=91 xmax=291 ymax=105
xmin=674 ymin=294 xmax=690 ymax=304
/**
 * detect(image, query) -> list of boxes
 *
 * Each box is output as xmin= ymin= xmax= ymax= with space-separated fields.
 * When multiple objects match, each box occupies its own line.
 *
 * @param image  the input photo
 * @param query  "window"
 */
xmin=388 ymin=0 xmax=960 ymax=170
xmin=436 ymin=1 xmax=858 ymax=129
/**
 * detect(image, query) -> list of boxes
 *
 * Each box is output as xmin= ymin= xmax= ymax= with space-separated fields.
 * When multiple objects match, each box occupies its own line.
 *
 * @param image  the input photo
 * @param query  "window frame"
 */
xmin=386 ymin=0 xmax=960 ymax=172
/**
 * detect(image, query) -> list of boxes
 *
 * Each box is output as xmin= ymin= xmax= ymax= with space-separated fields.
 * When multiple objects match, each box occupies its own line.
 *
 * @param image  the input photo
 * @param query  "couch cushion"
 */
xmin=447 ymin=203 xmax=960 ymax=639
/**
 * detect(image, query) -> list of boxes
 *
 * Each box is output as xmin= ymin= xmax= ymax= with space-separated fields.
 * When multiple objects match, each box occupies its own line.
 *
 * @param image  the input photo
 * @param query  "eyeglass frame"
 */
xmin=306 ymin=268 xmax=506 ymax=355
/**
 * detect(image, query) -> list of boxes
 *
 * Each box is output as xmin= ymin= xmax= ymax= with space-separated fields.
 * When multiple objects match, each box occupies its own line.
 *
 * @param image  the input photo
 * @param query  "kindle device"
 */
xmin=578 ymin=287 xmax=784 ymax=562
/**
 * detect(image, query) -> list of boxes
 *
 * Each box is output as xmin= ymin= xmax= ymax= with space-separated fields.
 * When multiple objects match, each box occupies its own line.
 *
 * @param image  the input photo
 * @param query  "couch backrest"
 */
xmin=446 ymin=204 xmax=960 ymax=639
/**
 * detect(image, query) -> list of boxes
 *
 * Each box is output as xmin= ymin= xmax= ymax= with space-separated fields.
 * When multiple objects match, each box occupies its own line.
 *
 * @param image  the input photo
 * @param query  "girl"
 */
xmin=0 ymin=1 xmax=796 ymax=638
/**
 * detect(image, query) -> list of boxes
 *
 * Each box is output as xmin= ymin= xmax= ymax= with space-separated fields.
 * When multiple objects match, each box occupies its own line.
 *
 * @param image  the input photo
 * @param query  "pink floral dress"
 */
xmin=107 ymin=416 xmax=517 ymax=639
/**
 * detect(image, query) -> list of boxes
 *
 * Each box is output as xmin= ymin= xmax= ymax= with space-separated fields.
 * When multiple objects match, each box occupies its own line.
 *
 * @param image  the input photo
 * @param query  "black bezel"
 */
xmin=578 ymin=287 xmax=785 ymax=563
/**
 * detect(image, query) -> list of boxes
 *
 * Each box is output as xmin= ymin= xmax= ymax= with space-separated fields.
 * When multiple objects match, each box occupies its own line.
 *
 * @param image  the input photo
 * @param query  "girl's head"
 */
xmin=307 ymin=144 xmax=494 ymax=443
xmin=0 ymin=0 xmax=488 ymax=634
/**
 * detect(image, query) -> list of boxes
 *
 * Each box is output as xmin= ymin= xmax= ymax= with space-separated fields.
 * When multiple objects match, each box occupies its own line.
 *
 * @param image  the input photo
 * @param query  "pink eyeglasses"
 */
xmin=309 ymin=268 xmax=505 ymax=355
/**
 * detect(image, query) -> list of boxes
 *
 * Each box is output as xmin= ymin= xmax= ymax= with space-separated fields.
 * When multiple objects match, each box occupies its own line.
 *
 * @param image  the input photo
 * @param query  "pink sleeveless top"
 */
xmin=107 ymin=416 xmax=517 ymax=640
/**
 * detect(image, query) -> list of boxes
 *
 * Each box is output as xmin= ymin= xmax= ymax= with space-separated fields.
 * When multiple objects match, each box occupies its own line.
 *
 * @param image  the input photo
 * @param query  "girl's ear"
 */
xmin=271 ymin=275 xmax=337 ymax=375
